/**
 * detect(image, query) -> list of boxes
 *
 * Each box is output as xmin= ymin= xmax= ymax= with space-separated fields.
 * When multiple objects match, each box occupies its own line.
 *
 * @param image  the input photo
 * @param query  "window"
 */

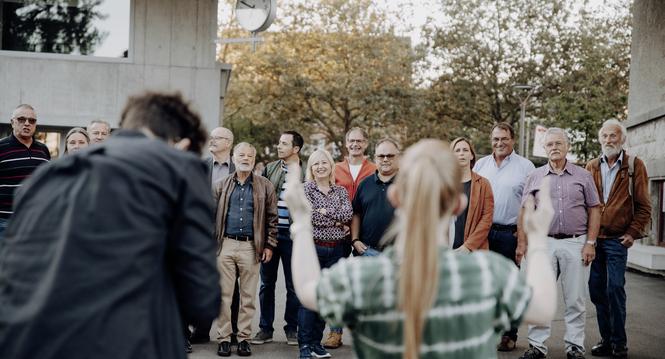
xmin=0 ymin=0 xmax=130 ymax=58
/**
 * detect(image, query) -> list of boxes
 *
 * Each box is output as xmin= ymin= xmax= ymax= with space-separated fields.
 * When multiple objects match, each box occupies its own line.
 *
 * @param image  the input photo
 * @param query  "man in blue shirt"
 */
xmin=473 ymin=122 xmax=535 ymax=351
xmin=351 ymin=138 xmax=400 ymax=256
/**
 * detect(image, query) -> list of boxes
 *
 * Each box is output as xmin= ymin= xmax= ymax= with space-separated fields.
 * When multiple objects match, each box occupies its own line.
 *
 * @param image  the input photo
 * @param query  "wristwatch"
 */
xmin=586 ymin=240 xmax=597 ymax=247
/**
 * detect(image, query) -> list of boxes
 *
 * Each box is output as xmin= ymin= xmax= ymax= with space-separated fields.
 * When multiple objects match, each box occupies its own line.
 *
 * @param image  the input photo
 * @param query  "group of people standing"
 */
xmin=202 ymin=125 xmax=401 ymax=358
xmin=0 ymin=93 xmax=651 ymax=359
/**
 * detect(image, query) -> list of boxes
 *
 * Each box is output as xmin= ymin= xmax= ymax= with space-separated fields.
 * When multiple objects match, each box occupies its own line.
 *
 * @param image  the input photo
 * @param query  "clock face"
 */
xmin=235 ymin=0 xmax=276 ymax=33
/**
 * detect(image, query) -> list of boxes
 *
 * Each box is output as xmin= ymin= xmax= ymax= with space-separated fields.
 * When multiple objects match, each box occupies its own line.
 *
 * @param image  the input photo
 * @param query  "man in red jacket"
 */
xmin=335 ymin=127 xmax=376 ymax=201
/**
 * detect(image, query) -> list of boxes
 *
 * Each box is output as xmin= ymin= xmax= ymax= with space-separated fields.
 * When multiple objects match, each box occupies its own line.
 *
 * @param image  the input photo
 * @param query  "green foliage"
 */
xmin=220 ymin=0 xmax=423 ymax=160
xmin=424 ymin=0 xmax=631 ymax=160
xmin=3 ymin=0 xmax=108 ymax=55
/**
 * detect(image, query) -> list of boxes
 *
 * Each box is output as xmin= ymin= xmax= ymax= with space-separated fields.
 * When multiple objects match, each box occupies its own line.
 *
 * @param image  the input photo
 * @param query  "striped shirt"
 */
xmin=0 ymin=134 xmax=51 ymax=219
xmin=277 ymin=163 xmax=290 ymax=229
xmin=316 ymin=247 xmax=531 ymax=358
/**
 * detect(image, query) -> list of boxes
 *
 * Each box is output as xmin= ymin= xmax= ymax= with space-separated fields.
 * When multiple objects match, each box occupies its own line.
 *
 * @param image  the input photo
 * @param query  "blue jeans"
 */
xmin=589 ymin=238 xmax=628 ymax=347
xmin=299 ymin=243 xmax=345 ymax=346
xmin=259 ymin=228 xmax=299 ymax=334
xmin=488 ymin=227 xmax=519 ymax=340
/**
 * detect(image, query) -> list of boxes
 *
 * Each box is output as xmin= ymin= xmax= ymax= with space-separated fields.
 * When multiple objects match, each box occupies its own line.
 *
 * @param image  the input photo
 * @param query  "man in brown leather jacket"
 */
xmin=214 ymin=142 xmax=278 ymax=357
xmin=585 ymin=119 xmax=651 ymax=359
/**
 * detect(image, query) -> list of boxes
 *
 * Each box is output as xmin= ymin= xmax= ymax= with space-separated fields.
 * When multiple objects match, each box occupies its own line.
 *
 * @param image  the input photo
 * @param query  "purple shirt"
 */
xmin=304 ymin=181 xmax=353 ymax=241
xmin=522 ymin=161 xmax=600 ymax=235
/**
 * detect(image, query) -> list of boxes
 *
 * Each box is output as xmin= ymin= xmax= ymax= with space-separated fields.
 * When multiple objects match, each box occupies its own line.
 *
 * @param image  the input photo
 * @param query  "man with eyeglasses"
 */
xmin=335 ymin=127 xmax=376 ymax=201
xmin=206 ymin=127 xmax=235 ymax=189
xmin=87 ymin=120 xmax=111 ymax=144
xmin=187 ymin=126 xmax=238 ymax=350
xmin=0 ymin=104 xmax=50 ymax=239
xmin=351 ymin=138 xmax=399 ymax=257
xmin=473 ymin=122 xmax=534 ymax=351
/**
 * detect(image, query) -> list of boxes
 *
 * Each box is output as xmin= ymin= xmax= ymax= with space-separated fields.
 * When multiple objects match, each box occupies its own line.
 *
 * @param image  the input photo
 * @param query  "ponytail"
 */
xmin=396 ymin=140 xmax=461 ymax=359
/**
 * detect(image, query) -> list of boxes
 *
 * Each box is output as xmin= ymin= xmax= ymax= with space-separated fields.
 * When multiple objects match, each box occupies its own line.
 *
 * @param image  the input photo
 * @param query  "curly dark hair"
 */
xmin=119 ymin=92 xmax=208 ymax=154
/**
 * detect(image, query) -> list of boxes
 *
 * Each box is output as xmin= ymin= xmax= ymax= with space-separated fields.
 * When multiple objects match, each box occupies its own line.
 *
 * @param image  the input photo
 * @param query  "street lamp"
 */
xmin=513 ymin=84 xmax=539 ymax=156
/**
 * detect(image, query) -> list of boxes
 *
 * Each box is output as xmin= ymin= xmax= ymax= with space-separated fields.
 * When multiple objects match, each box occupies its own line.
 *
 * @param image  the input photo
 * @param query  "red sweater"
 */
xmin=335 ymin=158 xmax=377 ymax=201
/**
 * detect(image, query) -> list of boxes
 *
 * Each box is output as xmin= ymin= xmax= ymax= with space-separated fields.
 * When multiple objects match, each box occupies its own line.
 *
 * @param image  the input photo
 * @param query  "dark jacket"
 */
xmin=586 ymin=152 xmax=651 ymax=239
xmin=463 ymin=172 xmax=494 ymax=251
xmin=0 ymin=131 xmax=220 ymax=359
xmin=214 ymin=173 xmax=278 ymax=261
xmin=263 ymin=159 xmax=306 ymax=201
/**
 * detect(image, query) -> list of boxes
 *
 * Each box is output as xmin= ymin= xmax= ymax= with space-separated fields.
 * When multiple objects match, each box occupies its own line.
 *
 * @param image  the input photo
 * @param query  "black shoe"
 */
xmin=251 ymin=330 xmax=273 ymax=344
xmin=231 ymin=333 xmax=239 ymax=346
xmin=611 ymin=345 xmax=628 ymax=358
xmin=591 ymin=341 xmax=612 ymax=357
xmin=217 ymin=341 xmax=232 ymax=357
xmin=185 ymin=339 xmax=192 ymax=354
xmin=237 ymin=340 xmax=252 ymax=356
xmin=567 ymin=346 xmax=586 ymax=359
xmin=519 ymin=346 xmax=546 ymax=359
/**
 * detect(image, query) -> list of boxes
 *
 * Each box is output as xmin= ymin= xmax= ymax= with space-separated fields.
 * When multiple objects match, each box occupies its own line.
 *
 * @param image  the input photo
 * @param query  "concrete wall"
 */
xmin=626 ymin=0 xmax=665 ymax=247
xmin=0 ymin=0 xmax=222 ymax=131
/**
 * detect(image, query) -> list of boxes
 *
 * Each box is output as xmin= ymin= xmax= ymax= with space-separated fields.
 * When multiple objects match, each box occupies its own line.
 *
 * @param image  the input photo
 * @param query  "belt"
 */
xmin=314 ymin=240 xmax=340 ymax=248
xmin=491 ymin=223 xmax=517 ymax=232
xmin=225 ymin=234 xmax=253 ymax=241
xmin=549 ymin=233 xmax=581 ymax=239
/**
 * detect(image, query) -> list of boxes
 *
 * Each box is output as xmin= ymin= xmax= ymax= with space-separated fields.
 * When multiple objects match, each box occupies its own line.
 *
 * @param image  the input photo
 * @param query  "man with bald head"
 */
xmin=585 ymin=120 xmax=650 ymax=358
xmin=0 ymin=104 xmax=50 ymax=239
xmin=207 ymin=127 xmax=235 ymax=188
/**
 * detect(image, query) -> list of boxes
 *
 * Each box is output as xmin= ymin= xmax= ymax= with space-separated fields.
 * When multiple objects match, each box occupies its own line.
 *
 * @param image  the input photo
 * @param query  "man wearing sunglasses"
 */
xmin=350 ymin=138 xmax=400 ymax=257
xmin=0 ymin=104 xmax=50 ymax=239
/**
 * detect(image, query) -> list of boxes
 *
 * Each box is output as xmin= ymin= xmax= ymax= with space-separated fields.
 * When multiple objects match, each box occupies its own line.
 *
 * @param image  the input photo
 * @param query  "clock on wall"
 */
xmin=235 ymin=0 xmax=276 ymax=33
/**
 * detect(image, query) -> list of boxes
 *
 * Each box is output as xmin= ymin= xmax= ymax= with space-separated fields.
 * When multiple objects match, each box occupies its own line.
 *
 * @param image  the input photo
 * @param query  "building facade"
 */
xmin=0 ymin=0 xmax=223 ymax=157
xmin=625 ymin=0 xmax=665 ymax=269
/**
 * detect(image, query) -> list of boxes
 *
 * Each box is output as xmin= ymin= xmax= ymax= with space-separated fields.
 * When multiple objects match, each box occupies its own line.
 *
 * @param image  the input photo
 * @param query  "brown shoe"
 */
xmin=497 ymin=336 xmax=516 ymax=352
xmin=323 ymin=332 xmax=343 ymax=349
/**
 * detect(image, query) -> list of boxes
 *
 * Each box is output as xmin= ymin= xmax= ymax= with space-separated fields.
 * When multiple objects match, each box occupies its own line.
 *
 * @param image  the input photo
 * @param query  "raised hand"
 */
xmin=523 ymin=177 xmax=554 ymax=250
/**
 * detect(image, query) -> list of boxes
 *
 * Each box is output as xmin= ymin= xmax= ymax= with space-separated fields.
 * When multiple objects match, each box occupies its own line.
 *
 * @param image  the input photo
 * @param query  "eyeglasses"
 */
xmin=376 ymin=154 xmax=397 ymax=160
xmin=210 ymin=136 xmax=231 ymax=141
xmin=347 ymin=139 xmax=366 ymax=144
xmin=13 ymin=116 xmax=37 ymax=125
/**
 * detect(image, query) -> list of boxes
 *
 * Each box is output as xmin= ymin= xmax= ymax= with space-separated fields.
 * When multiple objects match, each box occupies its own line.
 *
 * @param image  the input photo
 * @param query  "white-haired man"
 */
xmin=519 ymin=128 xmax=600 ymax=359
xmin=585 ymin=120 xmax=650 ymax=359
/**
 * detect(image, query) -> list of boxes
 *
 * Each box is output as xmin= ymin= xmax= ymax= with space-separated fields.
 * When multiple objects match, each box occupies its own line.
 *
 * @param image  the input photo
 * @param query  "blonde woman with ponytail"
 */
xmin=285 ymin=139 xmax=557 ymax=358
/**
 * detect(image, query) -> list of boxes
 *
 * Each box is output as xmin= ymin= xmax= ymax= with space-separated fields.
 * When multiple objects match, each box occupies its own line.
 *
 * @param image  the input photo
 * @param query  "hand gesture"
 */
xmin=523 ymin=177 xmax=554 ymax=250
xmin=283 ymin=163 xmax=312 ymax=219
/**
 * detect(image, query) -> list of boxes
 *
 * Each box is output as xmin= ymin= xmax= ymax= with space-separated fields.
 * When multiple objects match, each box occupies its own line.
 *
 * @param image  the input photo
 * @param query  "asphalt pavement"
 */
xmin=190 ymin=266 xmax=665 ymax=359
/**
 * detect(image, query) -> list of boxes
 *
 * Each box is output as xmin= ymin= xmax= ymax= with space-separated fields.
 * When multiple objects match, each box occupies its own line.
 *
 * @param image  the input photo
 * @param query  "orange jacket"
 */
xmin=335 ymin=158 xmax=376 ymax=201
xmin=462 ymin=172 xmax=494 ymax=251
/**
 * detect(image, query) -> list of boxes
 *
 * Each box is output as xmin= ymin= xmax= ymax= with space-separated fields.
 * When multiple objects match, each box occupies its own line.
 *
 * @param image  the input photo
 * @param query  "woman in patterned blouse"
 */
xmin=298 ymin=149 xmax=352 ymax=359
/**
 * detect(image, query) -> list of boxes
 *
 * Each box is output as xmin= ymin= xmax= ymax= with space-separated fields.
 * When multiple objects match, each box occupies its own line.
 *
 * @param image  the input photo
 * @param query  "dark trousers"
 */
xmin=489 ymin=226 xmax=519 ymax=340
xmin=589 ymin=238 xmax=628 ymax=347
xmin=298 ymin=243 xmax=345 ymax=346
xmin=188 ymin=275 xmax=240 ymax=342
xmin=259 ymin=228 xmax=299 ymax=334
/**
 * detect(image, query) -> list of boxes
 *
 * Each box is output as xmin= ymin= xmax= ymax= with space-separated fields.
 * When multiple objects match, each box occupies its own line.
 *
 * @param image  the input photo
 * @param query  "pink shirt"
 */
xmin=522 ymin=161 xmax=600 ymax=235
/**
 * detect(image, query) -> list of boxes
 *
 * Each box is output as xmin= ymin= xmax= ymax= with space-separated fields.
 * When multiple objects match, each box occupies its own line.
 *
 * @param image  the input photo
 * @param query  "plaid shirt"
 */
xmin=316 ymin=247 xmax=531 ymax=358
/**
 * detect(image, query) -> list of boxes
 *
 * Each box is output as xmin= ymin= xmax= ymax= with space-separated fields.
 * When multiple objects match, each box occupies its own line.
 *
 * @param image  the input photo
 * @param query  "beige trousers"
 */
xmin=216 ymin=239 xmax=260 ymax=342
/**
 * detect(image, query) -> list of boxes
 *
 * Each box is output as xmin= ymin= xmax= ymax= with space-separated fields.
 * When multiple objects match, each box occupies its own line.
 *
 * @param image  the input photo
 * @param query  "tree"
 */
xmin=220 ymin=0 xmax=423 ymax=159
xmin=2 ymin=0 xmax=108 ymax=55
xmin=424 ymin=0 xmax=631 ymax=159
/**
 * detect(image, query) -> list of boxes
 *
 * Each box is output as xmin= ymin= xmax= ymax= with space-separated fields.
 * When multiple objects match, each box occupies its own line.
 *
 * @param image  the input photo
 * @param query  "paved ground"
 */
xmin=190 ymin=267 xmax=665 ymax=359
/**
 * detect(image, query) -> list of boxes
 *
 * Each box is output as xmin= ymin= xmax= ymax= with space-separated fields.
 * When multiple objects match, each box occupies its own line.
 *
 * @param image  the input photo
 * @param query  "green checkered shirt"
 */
xmin=316 ymin=247 xmax=531 ymax=358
